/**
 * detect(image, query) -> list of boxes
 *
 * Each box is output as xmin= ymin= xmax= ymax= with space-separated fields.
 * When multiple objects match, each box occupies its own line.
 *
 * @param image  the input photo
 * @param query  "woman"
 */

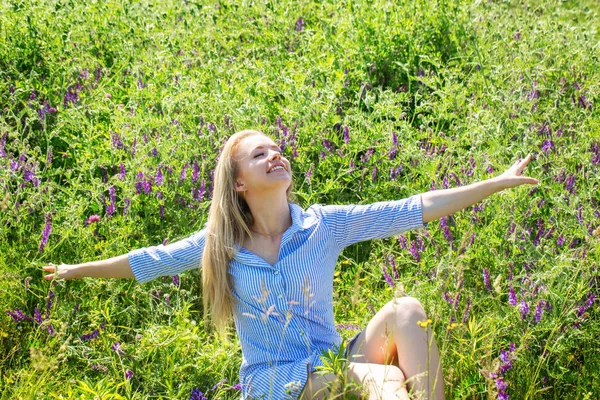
xmin=43 ymin=129 xmax=538 ymax=399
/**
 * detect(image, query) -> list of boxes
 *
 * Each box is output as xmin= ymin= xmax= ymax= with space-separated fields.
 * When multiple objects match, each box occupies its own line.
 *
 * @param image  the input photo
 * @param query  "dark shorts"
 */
xmin=298 ymin=330 xmax=363 ymax=399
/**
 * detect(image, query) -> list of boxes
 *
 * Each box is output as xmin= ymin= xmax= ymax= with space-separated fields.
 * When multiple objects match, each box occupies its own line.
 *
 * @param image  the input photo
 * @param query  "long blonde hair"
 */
xmin=202 ymin=129 xmax=297 ymax=335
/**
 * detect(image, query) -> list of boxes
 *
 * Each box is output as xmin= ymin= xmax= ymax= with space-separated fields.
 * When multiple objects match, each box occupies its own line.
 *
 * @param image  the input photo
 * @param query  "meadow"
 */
xmin=1 ymin=0 xmax=599 ymax=398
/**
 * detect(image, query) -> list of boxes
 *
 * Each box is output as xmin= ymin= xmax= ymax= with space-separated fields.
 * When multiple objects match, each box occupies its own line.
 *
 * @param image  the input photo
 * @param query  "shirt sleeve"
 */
xmin=127 ymin=228 xmax=207 ymax=284
xmin=314 ymin=194 xmax=428 ymax=250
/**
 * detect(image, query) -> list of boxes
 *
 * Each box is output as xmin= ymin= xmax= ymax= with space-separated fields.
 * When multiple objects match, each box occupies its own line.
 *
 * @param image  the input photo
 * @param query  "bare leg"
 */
xmin=346 ymin=297 xmax=445 ymax=400
xmin=300 ymin=362 xmax=409 ymax=399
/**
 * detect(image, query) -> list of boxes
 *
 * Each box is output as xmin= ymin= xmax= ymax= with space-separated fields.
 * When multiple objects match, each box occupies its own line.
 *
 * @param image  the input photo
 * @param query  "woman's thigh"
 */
xmin=300 ymin=362 xmax=407 ymax=399
xmin=346 ymin=300 xmax=404 ymax=366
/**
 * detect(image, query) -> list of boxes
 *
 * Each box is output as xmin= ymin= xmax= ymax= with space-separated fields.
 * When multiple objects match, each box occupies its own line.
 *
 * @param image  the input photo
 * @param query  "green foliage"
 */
xmin=1 ymin=0 xmax=599 ymax=398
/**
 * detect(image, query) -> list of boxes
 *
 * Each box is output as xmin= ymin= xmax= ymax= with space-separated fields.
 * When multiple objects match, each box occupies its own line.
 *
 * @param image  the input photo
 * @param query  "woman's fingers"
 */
xmin=42 ymin=264 xmax=59 ymax=280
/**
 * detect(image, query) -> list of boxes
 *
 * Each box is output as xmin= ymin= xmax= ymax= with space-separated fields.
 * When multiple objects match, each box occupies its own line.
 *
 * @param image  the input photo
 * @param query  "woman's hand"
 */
xmin=42 ymin=263 xmax=78 ymax=281
xmin=495 ymin=153 xmax=540 ymax=190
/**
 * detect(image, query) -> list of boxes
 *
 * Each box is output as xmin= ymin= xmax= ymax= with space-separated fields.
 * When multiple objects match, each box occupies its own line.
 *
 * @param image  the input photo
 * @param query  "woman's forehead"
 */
xmin=240 ymin=135 xmax=277 ymax=154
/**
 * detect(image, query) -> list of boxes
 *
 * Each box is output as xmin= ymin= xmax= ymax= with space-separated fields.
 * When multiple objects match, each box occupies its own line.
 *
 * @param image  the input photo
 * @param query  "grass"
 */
xmin=0 ymin=0 xmax=598 ymax=398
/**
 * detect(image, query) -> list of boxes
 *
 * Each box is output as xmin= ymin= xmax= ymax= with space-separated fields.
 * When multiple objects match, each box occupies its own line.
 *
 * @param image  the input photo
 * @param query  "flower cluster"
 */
xmin=490 ymin=342 xmax=516 ymax=400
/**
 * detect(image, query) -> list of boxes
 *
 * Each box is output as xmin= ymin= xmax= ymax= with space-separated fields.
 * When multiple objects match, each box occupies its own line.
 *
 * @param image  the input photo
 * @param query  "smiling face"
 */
xmin=234 ymin=134 xmax=292 ymax=197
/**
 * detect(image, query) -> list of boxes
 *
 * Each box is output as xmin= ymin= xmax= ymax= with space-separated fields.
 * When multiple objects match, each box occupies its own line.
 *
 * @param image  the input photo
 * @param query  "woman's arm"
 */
xmin=42 ymin=254 xmax=134 ymax=280
xmin=421 ymin=153 xmax=539 ymax=224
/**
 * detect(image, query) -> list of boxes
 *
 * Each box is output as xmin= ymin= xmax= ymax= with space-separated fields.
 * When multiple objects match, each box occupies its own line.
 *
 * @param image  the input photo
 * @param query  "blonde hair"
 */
xmin=202 ymin=129 xmax=297 ymax=336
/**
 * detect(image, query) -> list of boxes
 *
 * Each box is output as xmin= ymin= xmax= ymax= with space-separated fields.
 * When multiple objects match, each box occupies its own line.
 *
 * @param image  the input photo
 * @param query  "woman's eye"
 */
xmin=254 ymin=153 xmax=264 ymax=158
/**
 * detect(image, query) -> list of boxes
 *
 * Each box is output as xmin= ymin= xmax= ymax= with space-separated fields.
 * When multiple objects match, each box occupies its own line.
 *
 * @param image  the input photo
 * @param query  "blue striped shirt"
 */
xmin=128 ymin=194 xmax=428 ymax=399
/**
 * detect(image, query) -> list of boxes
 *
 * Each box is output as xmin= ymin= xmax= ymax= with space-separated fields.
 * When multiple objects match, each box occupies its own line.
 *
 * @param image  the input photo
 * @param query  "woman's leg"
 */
xmin=346 ymin=296 xmax=445 ymax=400
xmin=300 ymin=363 xmax=409 ymax=399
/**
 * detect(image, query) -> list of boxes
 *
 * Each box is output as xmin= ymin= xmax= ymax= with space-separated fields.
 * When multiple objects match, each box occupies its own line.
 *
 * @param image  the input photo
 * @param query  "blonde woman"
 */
xmin=43 ymin=130 xmax=538 ymax=399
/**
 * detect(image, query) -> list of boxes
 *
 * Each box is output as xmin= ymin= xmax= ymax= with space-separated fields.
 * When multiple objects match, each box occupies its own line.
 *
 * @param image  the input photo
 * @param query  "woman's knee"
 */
xmin=384 ymin=296 xmax=427 ymax=326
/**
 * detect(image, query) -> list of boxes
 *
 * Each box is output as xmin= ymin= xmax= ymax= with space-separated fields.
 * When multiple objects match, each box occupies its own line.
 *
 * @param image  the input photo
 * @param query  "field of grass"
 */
xmin=1 ymin=0 xmax=599 ymax=398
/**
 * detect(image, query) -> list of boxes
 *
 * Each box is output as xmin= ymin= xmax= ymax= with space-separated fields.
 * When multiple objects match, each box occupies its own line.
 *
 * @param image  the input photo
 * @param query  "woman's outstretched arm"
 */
xmin=421 ymin=153 xmax=539 ymax=224
xmin=42 ymin=254 xmax=134 ymax=281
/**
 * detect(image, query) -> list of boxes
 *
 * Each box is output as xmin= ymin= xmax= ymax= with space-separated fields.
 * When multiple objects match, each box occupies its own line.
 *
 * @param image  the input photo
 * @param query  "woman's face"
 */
xmin=234 ymin=134 xmax=291 ymax=196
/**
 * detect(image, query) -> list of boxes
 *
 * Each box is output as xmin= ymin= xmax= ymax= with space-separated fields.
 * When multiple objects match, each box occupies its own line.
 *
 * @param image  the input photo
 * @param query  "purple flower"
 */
xmin=305 ymin=164 xmax=313 ymax=184
xmin=192 ymin=159 xmax=199 ymax=183
xmin=534 ymin=300 xmax=545 ymax=323
xmin=84 ymin=215 xmax=101 ymax=226
xmin=564 ymin=173 xmax=576 ymax=195
xmin=125 ymin=369 xmax=133 ymax=379
xmin=557 ymin=235 xmax=565 ymax=248
xmin=0 ymin=132 xmax=7 ymax=158
xmin=173 ymin=274 xmax=180 ymax=287
xmin=397 ymin=235 xmax=408 ymax=250
xmin=462 ymin=297 xmax=472 ymax=323
xmin=155 ymin=167 xmax=163 ymax=185
xmin=519 ymin=300 xmax=530 ymax=320
xmin=81 ymin=329 xmax=100 ymax=341
xmin=112 ymin=342 xmax=125 ymax=355
xmin=39 ymin=213 xmax=52 ymax=253
xmin=190 ymin=388 xmax=207 ymax=400
xmin=408 ymin=239 xmax=421 ymax=263
xmin=508 ymin=284 xmax=517 ymax=306
xmin=111 ymin=132 xmax=124 ymax=149
xmin=34 ymin=307 xmax=43 ymax=324
xmin=91 ymin=363 xmax=108 ymax=372
xmin=382 ymin=265 xmax=395 ymax=287
xmin=106 ymin=186 xmax=116 ymax=216
xmin=119 ymin=163 xmax=126 ymax=180
xmin=296 ymin=17 xmax=305 ymax=31
xmin=540 ymin=139 xmax=554 ymax=154
xmin=483 ymin=268 xmax=491 ymax=291
xmin=496 ymin=377 xmax=508 ymax=392
xmin=123 ymin=198 xmax=130 ymax=216
xmin=343 ymin=126 xmax=350 ymax=144
xmin=388 ymin=255 xmax=398 ymax=279
xmin=232 ymin=383 xmax=242 ymax=390
xmin=371 ymin=166 xmax=377 ymax=183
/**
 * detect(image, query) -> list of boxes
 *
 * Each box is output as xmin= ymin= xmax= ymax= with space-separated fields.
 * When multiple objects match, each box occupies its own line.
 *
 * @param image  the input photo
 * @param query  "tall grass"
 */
xmin=1 ymin=0 xmax=598 ymax=398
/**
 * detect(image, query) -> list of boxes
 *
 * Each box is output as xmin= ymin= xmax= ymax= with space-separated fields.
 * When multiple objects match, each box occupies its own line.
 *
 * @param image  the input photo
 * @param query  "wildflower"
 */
xmin=534 ymin=300 xmax=545 ymax=323
xmin=557 ymin=235 xmax=565 ymax=247
xmin=119 ymin=163 xmax=126 ymax=180
xmin=192 ymin=159 xmax=199 ymax=183
xmin=125 ymin=369 xmax=133 ymax=379
xmin=111 ymin=132 xmax=124 ymax=149
xmin=389 ymin=255 xmax=398 ymax=279
xmin=483 ymin=268 xmax=492 ymax=292
xmin=397 ymin=235 xmax=408 ymax=250
xmin=462 ymin=297 xmax=471 ymax=323
xmin=540 ymin=139 xmax=554 ymax=154
xmin=91 ymin=363 xmax=108 ymax=372
xmin=443 ymin=292 xmax=453 ymax=305
xmin=576 ymin=292 xmax=596 ymax=317
xmin=137 ymin=77 xmax=145 ymax=89
xmin=190 ymin=388 xmax=207 ymax=400
xmin=131 ymin=138 xmax=137 ymax=156
xmin=0 ymin=132 xmax=6 ymax=158
xmin=232 ymin=383 xmax=242 ymax=390
xmin=564 ymin=173 xmax=576 ymax=195
xmin=508 ymin=284 xmax=517 ymax=306
xmin=296 ymin=17 xmax=305 ymax=31
xmin=371 ymin=166 xmax=377 ymax=183
xmin=81 ymin=329 xmax=100 ymax=342
xmin=106 ymin=186 xmax=116 ymax=216
xmin=519 ymin=300 xmax=529 ymax=320
xmin=382 ymin=264 xmax=394 ymax=288
xmin=123 ymin=198 xmax=130 ymax=216
xmin=39 ymin=213 xmax=52 ymax=253
xmin=112 ymin=342 xmax=125 ymax=356
xmin=343 ymin=126 xmax=350 ymax=144
xmin=155 ymin=167 xmax=163 ymax=185
xmin=29 ymin=307 xmax=42 ymax=325
xmin=305 ymin=164 xmax=313 ymax=184
xmin=173 ymin=275 xmax=180 ymax=287
xmin=408 ymin=239 xmax=421 ymax=263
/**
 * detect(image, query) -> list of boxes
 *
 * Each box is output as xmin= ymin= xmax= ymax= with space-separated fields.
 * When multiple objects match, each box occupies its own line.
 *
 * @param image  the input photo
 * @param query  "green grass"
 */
xmin=1 ymin=0 xmax=598 ymax=398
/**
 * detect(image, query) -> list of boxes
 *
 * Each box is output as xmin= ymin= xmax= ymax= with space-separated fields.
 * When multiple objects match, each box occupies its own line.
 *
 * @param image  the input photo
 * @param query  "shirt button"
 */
xmin=274 ymin=270 xmax=279 ymax=275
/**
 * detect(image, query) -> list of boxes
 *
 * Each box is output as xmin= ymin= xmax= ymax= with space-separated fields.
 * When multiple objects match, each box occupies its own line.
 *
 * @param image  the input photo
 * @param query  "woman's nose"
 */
xmin=269 ymin=150 xmax=282 ymax=160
